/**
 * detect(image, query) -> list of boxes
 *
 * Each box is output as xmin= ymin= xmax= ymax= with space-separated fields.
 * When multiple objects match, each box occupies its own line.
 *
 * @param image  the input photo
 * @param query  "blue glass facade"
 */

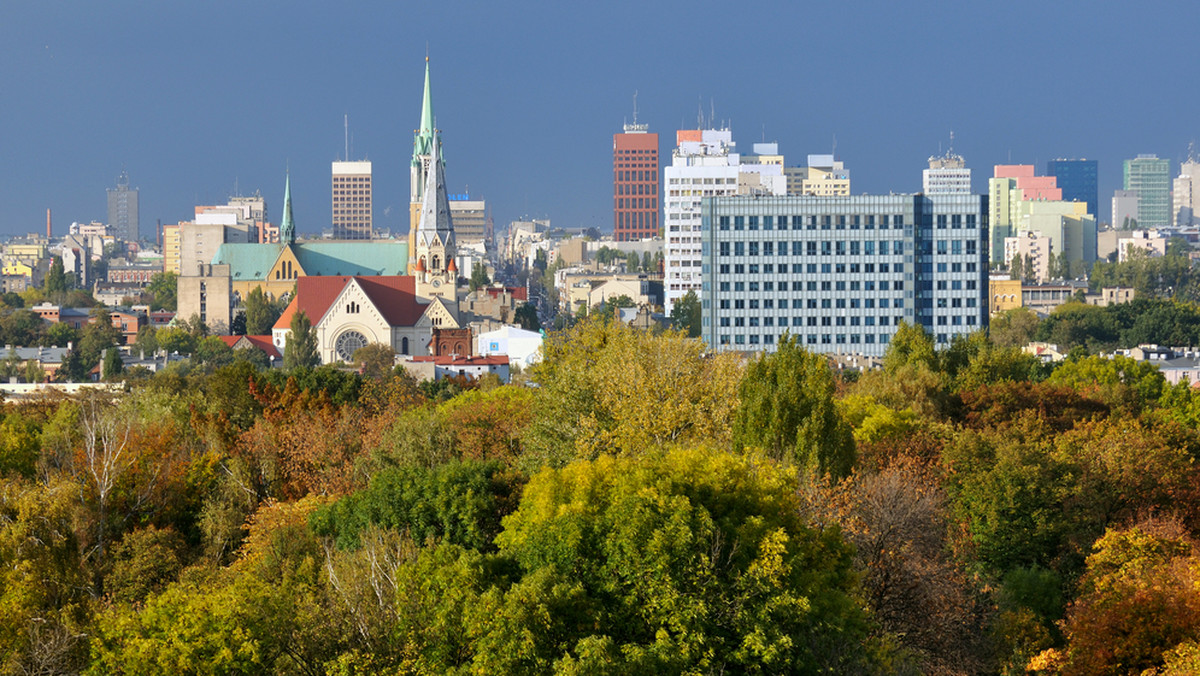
xmin=1047 ymin=159 xmax=1099 ymax=220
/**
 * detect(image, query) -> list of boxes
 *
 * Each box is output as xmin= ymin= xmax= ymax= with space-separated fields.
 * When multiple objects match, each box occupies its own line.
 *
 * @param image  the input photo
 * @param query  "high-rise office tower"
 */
xmin=107 ymin=170 xmax=139 ymax=242
xmin=1047 ymin=159 xmax=1098 ymax=221
xmin=701 ymin=193 xmax=988 ymax=355
xmin=663 ymin=128 xmax=785 ymax=313
xmin=613 ymin=113 xmax=659 ymax=242
xmin=332 ymin=161 xmax=373 ymax=239
xmin=1124 ymin=154 xmax=1171 ymax=228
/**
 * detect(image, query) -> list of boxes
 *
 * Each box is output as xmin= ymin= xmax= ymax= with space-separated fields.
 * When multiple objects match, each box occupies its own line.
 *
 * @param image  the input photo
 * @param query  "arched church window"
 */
xmin=401 ymin=337 xmax=409 ymax=354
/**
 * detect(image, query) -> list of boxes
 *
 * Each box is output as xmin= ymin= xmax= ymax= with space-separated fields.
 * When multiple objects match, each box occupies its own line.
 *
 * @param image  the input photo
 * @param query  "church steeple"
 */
xmin=416 ymin=134 xmax=455 ymax=250
xmin=280 ymin=172 xmax=296 ymax=244
xmin=412 ymin=57 xmax=436 ymax=168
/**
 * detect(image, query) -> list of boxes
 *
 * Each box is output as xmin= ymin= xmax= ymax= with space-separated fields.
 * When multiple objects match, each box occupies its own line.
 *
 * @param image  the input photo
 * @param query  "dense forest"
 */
xmin=2 ymin=316 xmax=1200 ymax=675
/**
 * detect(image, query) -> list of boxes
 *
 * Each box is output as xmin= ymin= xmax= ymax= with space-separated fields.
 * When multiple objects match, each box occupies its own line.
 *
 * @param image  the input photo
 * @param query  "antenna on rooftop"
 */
xmin=710 ymin=98 xmax=715 ymax=130
xmin=697 ymin=97 xmax=703 ymax=130
xmin=832 ymin=134 xmax=837 ymax=158
xmin=632 ymin=90 xmax=638 ymax=126
xmin=948 ymin=130 xmax=955 ymax=156
xmin=344 ymin=114 xmax=349 ymax=161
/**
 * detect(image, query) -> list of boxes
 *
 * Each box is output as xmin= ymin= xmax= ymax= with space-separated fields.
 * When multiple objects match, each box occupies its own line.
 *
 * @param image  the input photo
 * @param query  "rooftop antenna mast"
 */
xmin=948 ymin=130 xmax=956 ymax=156
xmin=832 ymin=134 xmax=837 ymax=158
xmin=344 ymin=114 xmax=349 ymax=161
xmin=632 ymin=90 xmax=638 ymax=126
xmin=697 ymin=97 xmax=703 ymax=129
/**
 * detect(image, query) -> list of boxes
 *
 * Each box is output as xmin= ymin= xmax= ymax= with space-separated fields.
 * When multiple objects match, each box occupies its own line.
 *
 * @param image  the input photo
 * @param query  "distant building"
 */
xmin=701 ymin=193 xmax=988 ymax=355
xmin=784 ymin=154 xmax=851 ymax=196
xmin=923 ymin=150 xmax=971 ymax=194
xmin=1174 ymin=155 xmax=1200 ymax=226
xmin=107 ymin=170 xmax=139 ymax=242
xmin=1005 ymin=231 xmax=1054 ymax=282
xmin=1117 ymin=229 xmax=1168 ymax=262
xmin=663 ymin=128 xmax=785 ymax=313
xmin=1124 ymin=154 xmax=1171 ymax=228
xmin=332 ymin=160 xmax=372 ymax=239
xmin=613 ymin=116 xmax=660 ymax=242
xmin=1112 ymin=189 xmax=1140 ymax=230
xmin=1047 ymin=159 xmax=1098 ymax=222
xmin=449 ymin=196 xmax=487 ymax=249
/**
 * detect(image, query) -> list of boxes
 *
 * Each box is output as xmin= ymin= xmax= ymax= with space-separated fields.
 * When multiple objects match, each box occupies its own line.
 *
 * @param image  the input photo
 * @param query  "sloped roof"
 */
xmin=214 ymin=241 xmax=409 ymax=281
xmin=274 ymin=275 xmax=426 ymax=331
xmin=218 ymin=334 xmax=281 ymax=359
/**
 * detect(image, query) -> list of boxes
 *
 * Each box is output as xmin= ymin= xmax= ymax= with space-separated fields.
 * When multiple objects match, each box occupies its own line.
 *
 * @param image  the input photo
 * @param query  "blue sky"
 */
xmin=1 ymin=1 xmax=1198 ymax=239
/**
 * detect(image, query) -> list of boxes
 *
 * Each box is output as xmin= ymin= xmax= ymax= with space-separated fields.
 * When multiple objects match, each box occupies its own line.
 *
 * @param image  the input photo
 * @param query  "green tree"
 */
xmin=624 ymin=251 xmax=640 ymax=272
xmin=990 ymin=307 xmax=1040 ymax=348
xmin=733 ymin=334 xmax=855 ymax=477
xmin=283 ymin=310 xmax=319 ymax=370
xmin=102 ymin=347 xmax=123 ymax=380
xmin=155 ymin=327 xmax=196 ymax=355
xmin=352 ymin=343 xmax=395 ymax=380
xmin=243 ymin=286 xmax=282 ymax=335
xmin=229 ymin=311 xmax=246 ymax=336
xmin=513 ymin=302 xmax=540 ymax=331
xmin=44 ymin=256 xmax=69 ymax=294
xmin=468 ymin=262 xmax=491 ymax=292
xmin=591 ymin=294 xmax=635 ymax=323
xmin=146 ymin=272 xmax=177 ymax=311
xmin=641 ymin=250 xmax=653 ymax=273
xmin=669 ymin=289 xmax=701 ymax=337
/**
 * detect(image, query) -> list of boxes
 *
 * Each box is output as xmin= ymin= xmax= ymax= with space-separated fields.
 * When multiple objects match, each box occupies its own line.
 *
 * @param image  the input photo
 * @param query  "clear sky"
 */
xmin=2 ymin=0 xmax=1198 ymax=239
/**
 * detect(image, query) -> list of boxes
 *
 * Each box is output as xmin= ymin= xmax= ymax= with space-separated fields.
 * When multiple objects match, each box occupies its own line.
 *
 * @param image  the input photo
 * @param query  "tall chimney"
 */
xmin=46 ymin=208 xmax=51 ymax=239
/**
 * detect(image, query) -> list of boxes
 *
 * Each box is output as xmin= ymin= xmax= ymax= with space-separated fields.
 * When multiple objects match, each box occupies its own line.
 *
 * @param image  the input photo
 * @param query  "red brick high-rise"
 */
xmin=613 ymin=121 xmax=659 ymax=242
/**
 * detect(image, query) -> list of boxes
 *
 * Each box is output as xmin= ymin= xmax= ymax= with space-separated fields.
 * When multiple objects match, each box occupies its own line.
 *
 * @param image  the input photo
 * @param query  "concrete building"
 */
xmin=162 ymin=224 xmax=182 ymax=275
xmin=1124 ymin=154 xmax=1171 ymax=228
xmin=923 ymin=151 xmax=971 ymax=194
xmin=1117 ymin=229 xmax=1168 ymax=262
xmin=1112 ymin=190 xmax=1140 ymax=230
xmin=332 ymin=160 xmax=372 ymax=239
xmin=1174 ymin=156 xmax=1200 ymax=226
xmin=177 ymin=264 xmax=232 ymax=332
xmin=449 ymin=196 xmax=487 ymax=249
xmin=701 ymin=193 xmax=988 ymax=355
xmin=475 ymin=325 xmax=543 ymax=368
xmin=613 ymin=116 xmax=660 ymax=242
xmin=1047 ymin=159 xmax=1099 ymax=223
xmin=1017 ymin=200 xmax=1097 ymax=276
xmin=784 ymin=154 xmax=850 ymax=196
xmin=1004 ymin=231 xmax=1053 ymax=282
xmin=107 ymin=170 xmax=139 ymax=242
xmin=663 ymin=128 xmax=785 ymax=313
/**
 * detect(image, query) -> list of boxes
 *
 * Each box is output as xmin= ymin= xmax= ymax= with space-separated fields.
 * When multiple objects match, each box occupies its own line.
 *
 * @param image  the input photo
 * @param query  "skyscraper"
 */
xmin=107 ymin=170 xmax=139 ymax=242
xmin=613 ymin=116 xmax=659 ymax=242
xmin=923 ymin=151 xmax=971 ymax=194
xmin=332 ymin=160 xmax=373 ymax=239
xmin=1124 ymin=155 xmax=1171 ymax=228
xmin=1174 ymin=151 xmax=1200 ymax=226
xmin=1047 ymin=159 xmax=1098 ymax=221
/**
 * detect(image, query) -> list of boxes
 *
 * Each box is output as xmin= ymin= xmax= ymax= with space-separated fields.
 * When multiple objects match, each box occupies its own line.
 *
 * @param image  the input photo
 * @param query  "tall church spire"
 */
xmin=280 ymin=172 xmax=296 ymax=244
xmin=413 ymin=57 xmax=435 ymax=165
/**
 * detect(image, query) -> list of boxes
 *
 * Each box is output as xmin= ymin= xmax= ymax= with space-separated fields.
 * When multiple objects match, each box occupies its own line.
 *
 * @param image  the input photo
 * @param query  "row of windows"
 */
xmin=721 ymin=315 xmax=904 ymax=328
xmin=615 ymin=170 xmax=657 ymax=181
xmin=617 ymin=198 xmax=656 ymax=209
xmin=617 ymin=183 xmax=652 ymax=195
xmin=715 ymin=261 xmax=978 ymax=275
xmin=715 ymin=295 xmax=978 ymax=312
xmin=719 ymin=280 xmax=907 ymax=294
xmin=717 ymin=239 xmax=979 ymax=257
xmin=720 ymin=333 xmax=893 ymax=346
xmin=717 ymin=214 xmax=912 ymax=231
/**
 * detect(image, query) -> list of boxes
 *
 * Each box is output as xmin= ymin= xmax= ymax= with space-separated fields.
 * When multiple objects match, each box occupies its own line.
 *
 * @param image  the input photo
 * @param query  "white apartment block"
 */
xmin=663 ymin=129 xmax=784 ymax=313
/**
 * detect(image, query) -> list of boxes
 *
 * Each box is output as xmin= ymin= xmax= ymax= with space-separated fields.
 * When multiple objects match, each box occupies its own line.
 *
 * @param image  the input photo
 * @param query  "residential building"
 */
xmin=783 ymin=154 xmax=850 ymax=196
xmin=332 ymin=160 xmax=372 ymax=239
xmin=107 ymin=170 xmax=139 ymax=242
xmin=988 ymin=165 xmax=1064 ymax=263
xmin=1047 ymin=159 xmax=1099 ymax=223
xmin=162 ymin=224 xmax=182 ymax=274
xmin=1017 ymin=200 xmax=1097 ymax=275
xmin=475 ymin=325 xmax=543 ymax=368
xmin=1004 ymin=231 xmax=1053 ymax=282
xmin=701 ymin=193 xmax=988 ymax=356
xmin=1124 ymin=154 xmax=1171 ymax=228
xmin=1117 ymin=229 xmax=1168 ymax=262
xmin=663 ymin=128 xmax=785 ymax=313
xmin=398 ymin=354 xmax=510 ymax=383
xmin=613 ymin=118 xmax=660 ymax=242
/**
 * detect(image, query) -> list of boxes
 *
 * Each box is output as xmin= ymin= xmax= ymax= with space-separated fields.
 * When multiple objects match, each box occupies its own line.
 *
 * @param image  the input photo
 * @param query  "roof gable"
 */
xmin=274 ymin=275 xmax=426 ymax=330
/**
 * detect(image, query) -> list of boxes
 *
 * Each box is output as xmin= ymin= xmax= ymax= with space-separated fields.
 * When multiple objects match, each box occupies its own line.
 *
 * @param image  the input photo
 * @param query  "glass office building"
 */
xmin=1047 ymin=159 xmax=1098 ymax=220
xmin=701 ymin=194 xmax=988 ymax=356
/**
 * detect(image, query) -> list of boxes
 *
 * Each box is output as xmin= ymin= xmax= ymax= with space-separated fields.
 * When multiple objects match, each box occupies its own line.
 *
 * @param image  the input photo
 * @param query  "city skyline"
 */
xmin=2 ymin=1 xmax=1199 ymax=239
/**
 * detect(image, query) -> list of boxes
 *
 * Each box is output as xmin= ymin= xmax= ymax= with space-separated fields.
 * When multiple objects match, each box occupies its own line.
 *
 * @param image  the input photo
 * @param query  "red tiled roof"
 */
xmin=218 ymin=334 xmax=282 ymax=359
xmin=273 ymin=275 xmax=426 ymax=331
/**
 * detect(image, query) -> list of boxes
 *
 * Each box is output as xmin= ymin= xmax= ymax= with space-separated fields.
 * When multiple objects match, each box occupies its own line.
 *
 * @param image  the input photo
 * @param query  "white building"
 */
xmin=475 ymin=325 xmax=543 ymax=368
xmin=1174 ymin=157 xmax=1200 ymax=227
xmin=663 ymin=129 xmax=785 ymax=313
xmin=332 ymin=160 xmax=373 ymax=239
xmin=923 ymin=152 xmax=971 ymax=194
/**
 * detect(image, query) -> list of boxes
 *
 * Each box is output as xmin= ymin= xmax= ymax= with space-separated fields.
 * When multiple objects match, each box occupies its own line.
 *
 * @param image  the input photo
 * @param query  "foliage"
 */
xmin=1045 ymin=353 xmax=1166 ymax=413
xmin=990 ymin=307 xmax=1041 ymax=348
xmin=310 ymin=460 xmax=524 ymax=552
xmin=669 ymin=289 xmax=701 ymax=337
xmin=733 ymin=334 xmax=855 ymax=478
xmin=513 ymin=302 xmax=540 ymax=331
xmin=283 ymin=309 xmax=319 ymax=370
xmin=243 ymin=286 xmax=284 ymax=335
xmin=44 ymin=256 xmax=69 ymax=294
xmin=352 ymin=343 xmax=395 ymax=380
xmin=145 ymin=271 xmax=177 ymax=311
xmin=468 ymin=262 xmax=491 ymax=292
xmin=523 ymin=319 xmax=741 ymax=469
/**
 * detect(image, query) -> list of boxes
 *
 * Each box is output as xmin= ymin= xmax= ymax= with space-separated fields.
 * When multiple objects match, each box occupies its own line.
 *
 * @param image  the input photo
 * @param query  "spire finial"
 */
xmin=281 ymin=170 xmax=296 ymax=244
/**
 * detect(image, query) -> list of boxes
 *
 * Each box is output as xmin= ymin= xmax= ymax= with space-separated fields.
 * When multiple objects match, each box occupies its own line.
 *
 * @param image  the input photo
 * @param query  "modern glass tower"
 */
xmin=1047 ymin=159 xmax=1098 ymax=220
xmin=107 ymin=170 xmax=139 ymax=242
xmin=1124 ymin=155 xmax=1171 ymax=228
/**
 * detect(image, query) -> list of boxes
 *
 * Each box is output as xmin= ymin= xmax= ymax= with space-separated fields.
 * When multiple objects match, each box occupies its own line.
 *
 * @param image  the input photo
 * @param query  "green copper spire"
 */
xmin=280 ymin=172 xmax=295 ymax=244
xmin=412 ymin=57 xmax=435 ymax=165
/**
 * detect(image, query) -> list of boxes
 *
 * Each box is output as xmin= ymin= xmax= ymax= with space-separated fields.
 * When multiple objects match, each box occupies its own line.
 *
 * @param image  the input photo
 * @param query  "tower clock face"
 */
xmin=335 ymin=330 xmax=368 ymax=362
xmin=432 ymin=279 xmax=442 ymax=288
